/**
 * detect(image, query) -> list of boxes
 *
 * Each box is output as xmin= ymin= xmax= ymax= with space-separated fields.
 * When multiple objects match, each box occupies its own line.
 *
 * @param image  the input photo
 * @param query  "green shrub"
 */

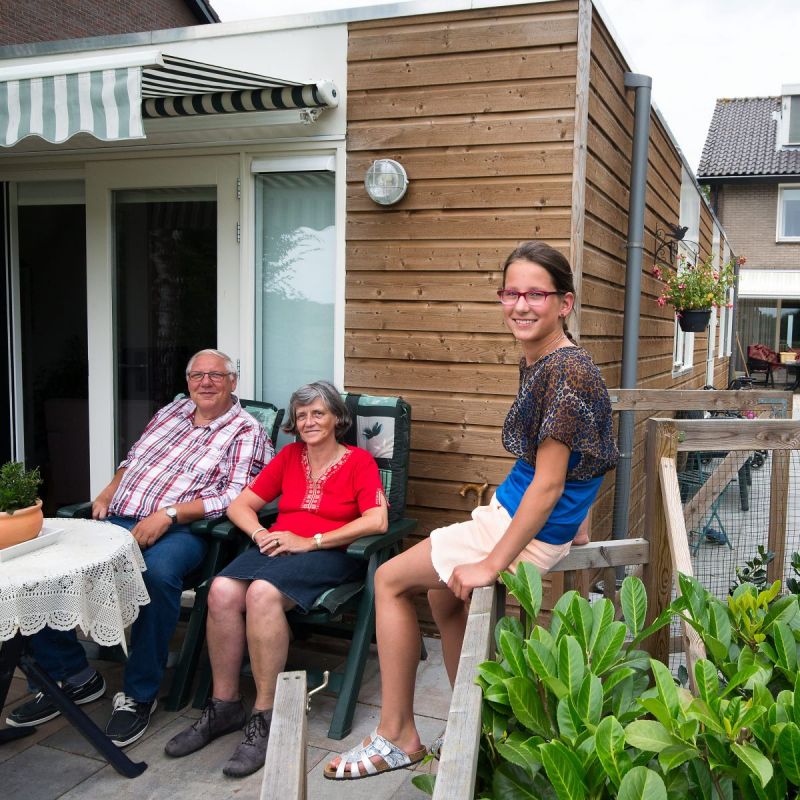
xmin=0 ymin=461 xmax=42 ymax=513
xmin=416 ymin=564 xmax=800 ymax=799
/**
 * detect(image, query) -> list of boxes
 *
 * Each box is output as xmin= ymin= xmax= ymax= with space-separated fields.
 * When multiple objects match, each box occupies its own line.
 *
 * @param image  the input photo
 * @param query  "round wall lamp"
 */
xmin=364 ymin=159 xmax=408 ymax=205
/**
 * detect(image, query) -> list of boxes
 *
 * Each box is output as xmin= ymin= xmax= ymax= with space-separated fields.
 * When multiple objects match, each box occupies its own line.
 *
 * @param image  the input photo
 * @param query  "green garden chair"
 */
xmin=192 ymin=393 xmax=415 ymax=739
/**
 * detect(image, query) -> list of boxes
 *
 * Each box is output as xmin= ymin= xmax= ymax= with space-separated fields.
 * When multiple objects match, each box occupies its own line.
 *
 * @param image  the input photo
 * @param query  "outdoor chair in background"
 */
xmin=747 ymin=344 xmax=780 ymax=386
xmin=55 ymin=399 xmax=285 ymax=713
xmin=192 ymin=392 xmax=416 ymax=740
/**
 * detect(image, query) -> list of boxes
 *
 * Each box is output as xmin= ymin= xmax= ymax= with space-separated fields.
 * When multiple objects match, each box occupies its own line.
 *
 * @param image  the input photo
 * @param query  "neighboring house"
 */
xmin=0 ymin=0 xmax=733 ymax=596
xmin=0 ymin=0 xmax=219 ymax=45
xmin=698 ymin=88 xmax=800 ymax=370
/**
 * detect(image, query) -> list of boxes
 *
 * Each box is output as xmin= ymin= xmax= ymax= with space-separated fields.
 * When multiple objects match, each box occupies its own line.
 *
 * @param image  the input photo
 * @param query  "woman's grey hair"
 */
xmin=283 ymin=380 xmax=351 ymax=441
xmin=185 ymin=349 xmax=236 ymax=375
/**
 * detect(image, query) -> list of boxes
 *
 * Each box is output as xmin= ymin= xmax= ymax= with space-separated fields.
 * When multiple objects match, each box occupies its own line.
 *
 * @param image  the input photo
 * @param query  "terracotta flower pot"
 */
xmin=677 ymin=308 xmax=711 ymax=333
xmin=0 ymin=499 xmax=44 ymax=550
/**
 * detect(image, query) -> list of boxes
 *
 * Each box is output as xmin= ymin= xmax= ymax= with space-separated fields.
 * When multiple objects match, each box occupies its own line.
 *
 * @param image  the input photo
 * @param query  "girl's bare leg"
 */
xmin=327 ymin=537 xmax=444 ymax=774
xmin=427 ymin=588 xmax=468 ymax=686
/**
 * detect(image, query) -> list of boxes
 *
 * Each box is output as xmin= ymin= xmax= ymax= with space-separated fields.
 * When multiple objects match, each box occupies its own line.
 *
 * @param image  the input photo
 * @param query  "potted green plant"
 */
xmin=0 ymin=461 xmax=43 ymax=549
xmin=653 ymin=253 xmax=741 ymax=332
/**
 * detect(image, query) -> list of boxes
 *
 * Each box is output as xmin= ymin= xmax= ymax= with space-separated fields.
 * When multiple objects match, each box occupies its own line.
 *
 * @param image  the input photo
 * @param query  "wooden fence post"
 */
xmin=643 ymin=419 xmax=678 ymax=664
xmin=261 ymin=670 xmax=307 ymax=800
xmin=767 ymin=450 xmax=790 ymax=585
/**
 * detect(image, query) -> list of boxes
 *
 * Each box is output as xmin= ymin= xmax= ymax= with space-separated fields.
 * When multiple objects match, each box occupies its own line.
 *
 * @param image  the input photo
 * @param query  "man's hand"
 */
xmin=130 ymin=512 xmax=171 ymax=549
xmin=447 ymin=560 xmax=499 ymax=602
xmin=91 ymin=492 xmax=114 ymax=520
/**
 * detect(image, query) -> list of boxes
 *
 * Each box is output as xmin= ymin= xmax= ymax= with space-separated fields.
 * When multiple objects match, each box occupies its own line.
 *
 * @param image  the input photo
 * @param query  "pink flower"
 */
xmin=657 ymin=296 xmax=667 ymax=307
xmin=652 ymin=265 xmax=662 ymax=279
xmin=744 ymin=410 xmax=756 ymax=420
xmin=726 ymin=303 xmax=733 ymax=308
xmin=738 ymin=256 xmax=747 ymax=265
xmin=678 ymin=283 xmax=686 ymax=290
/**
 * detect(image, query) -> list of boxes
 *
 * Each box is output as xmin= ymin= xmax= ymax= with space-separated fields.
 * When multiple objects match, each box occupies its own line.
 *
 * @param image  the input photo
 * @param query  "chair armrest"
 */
xmin=200 ymin=507 xmax=279 ymax=543
xmin=345 ymin=517 xmax=417 ymax=560
xmin=56 ymin=502 xmax=93 ymax=519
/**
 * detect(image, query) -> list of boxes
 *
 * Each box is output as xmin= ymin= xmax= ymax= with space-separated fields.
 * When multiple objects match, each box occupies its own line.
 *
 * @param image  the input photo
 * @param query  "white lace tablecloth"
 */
xmin=0 ymin=518 xmax=150 ymax=646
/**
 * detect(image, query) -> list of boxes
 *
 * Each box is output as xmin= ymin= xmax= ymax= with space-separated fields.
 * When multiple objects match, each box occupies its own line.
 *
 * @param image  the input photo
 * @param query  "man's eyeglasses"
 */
xmin=186 ymin=371 xmax=233 ymax=383
xmin=496 ymin=289 xmax=563 ymax=308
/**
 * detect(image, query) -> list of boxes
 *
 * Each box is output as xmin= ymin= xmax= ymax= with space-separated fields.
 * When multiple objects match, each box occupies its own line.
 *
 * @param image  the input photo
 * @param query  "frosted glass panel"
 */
xmin=254 ymin=171 xmax=335 ymax=445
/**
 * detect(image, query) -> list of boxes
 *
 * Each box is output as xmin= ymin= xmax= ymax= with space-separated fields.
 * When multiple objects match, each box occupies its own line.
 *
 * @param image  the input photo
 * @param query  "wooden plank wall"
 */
xmin=345 ymin=2 xmax=580 ymax=613
xmin=583 ymin=9 xmax=729 ymax=541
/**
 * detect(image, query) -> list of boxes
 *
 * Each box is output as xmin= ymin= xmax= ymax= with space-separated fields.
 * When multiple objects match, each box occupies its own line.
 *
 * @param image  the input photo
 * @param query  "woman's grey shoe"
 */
xmin=222 ymin=709 xmax=272 ymax=777
xmin=164 ymin=698 xmax=246 ymax=758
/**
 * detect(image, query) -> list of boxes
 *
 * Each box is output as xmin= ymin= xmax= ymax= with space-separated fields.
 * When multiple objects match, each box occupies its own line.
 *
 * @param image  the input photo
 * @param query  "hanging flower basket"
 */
xmin=652 ymin=253 xmax=743 ymax=325
xmin=677 ymin=308 xmax=711 ymax=332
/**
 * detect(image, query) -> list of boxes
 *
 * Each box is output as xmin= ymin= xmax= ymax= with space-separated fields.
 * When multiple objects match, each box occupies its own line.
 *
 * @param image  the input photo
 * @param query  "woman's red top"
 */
xmin=248 ymin=443 xmax=385 ymax=538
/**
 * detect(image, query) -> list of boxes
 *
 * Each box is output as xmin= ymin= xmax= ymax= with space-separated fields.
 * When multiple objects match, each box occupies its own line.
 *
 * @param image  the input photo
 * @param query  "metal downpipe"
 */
xmin=612 ymin=72 xmax=652 ymax=547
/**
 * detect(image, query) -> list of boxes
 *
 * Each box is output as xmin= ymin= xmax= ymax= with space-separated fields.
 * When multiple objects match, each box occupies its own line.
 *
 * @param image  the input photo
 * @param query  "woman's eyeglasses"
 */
xmin=496 ymin=289 xmax=563 ymax=307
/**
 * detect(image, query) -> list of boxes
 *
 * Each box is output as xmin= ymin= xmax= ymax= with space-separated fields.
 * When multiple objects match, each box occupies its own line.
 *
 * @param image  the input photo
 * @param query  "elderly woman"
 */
xmin=164 ymin=380 xmax=387 ymax=777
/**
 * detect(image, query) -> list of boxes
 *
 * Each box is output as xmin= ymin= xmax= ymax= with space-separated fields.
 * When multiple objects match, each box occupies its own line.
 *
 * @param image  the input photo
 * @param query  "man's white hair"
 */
xmin=185 ymin=349 xmax=235 ymax=375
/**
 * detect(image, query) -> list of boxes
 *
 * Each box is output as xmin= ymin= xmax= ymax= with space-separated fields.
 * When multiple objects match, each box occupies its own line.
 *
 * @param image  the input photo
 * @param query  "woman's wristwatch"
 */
xmin=251 ymin=526 xmax=266 ymax=542
xmin=313 ymin=533 xmax=323 ymax=549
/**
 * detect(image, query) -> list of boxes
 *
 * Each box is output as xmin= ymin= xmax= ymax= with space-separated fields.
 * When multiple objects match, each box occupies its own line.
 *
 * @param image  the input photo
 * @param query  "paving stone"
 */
xmin=307 ymin=751 xmax=411 ymax=800
xmin=58 ymin=715 xmax=263 ymax=800
xmin=358 ymin=638 xmax=451 ymax=722
xmin=0 ymin=743 xmax=103 ymax=794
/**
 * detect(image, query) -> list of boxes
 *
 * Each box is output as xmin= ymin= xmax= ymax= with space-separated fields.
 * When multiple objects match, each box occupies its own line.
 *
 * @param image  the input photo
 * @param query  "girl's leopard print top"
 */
xmin=502 ymin=346 xmax=618 ymax=481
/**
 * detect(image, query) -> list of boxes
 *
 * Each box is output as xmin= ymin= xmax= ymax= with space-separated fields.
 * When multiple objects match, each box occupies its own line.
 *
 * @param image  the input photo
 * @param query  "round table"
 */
xmin=0 ymin=518 xmax=149 ymax=646
xmin=0 ymin=518 xmax=151 ymax=777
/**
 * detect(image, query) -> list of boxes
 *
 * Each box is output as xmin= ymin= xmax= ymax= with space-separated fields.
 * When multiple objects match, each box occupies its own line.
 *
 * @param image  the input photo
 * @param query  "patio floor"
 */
xmin=0 ymin=635 xmax=448 ymax=799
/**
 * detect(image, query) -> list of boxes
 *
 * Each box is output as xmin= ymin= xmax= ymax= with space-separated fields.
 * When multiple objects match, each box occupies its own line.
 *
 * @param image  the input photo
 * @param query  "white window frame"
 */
xmin=779 ymin=89 xmax=800 ymax=146
xmin=237 ymin=144 xmax=345 ymax=400
xmin=777 ymin=184 xmax=800 ymax=242
xmin=673 ymin=169 xmax=701 ymax=376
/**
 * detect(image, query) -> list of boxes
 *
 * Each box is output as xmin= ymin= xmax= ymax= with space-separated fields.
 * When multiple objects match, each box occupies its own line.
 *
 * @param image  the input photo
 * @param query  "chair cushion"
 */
xmin=311 ymin=581 xmax=364 ymax=614
xmin=340 ymin=393 xmax=411 ymax=523
xmin=748 ymin=344 xmax=778 ymax=364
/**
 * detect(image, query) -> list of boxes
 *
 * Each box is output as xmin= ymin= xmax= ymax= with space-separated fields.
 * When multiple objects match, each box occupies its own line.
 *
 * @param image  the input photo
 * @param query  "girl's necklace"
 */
xmin=528 ymin=330 xmax=566 ymax=365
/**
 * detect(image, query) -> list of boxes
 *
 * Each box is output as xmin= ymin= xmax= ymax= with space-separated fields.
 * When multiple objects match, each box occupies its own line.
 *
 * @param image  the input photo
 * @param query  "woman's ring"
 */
xmin=272 ymin=539 xmax=279 ymax=547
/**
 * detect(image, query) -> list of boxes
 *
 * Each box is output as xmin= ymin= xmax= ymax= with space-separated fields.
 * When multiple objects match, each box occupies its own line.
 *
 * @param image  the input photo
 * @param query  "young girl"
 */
xmin=326 ymin=241 xmax=618 ymax=780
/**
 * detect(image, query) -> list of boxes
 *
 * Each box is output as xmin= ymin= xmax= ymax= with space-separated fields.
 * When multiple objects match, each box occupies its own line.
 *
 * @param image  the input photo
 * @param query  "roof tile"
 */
xmin=697 ymin=96 xmax=800 ymax=178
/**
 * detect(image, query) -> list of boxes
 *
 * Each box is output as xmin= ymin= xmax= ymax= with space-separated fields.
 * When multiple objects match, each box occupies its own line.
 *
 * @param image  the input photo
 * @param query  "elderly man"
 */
xmin=6 ymin=349 xmax=271 ymax=748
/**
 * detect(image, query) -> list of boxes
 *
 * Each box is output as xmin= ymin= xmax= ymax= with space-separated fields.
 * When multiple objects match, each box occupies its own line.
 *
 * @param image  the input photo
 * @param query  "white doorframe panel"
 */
xmin=85 ymin=155 xmax=240 ymax=493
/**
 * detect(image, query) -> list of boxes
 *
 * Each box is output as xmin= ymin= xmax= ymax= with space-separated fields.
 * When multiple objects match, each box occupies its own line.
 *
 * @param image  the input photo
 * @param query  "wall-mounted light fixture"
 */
xmin=654 ymin=223 xmax=698 ymax=265
xmin=364 ymin=159 xmax=408 ymax=205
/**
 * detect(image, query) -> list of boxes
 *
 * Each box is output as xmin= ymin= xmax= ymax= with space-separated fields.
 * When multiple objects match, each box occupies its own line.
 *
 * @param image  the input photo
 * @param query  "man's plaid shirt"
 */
xmin=109 ymin=397 xmax=271 ymax=520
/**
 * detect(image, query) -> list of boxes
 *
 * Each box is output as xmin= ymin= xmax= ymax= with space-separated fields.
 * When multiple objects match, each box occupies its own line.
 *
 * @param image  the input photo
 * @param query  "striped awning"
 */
xmin=0 ymin=52 xmax=338 ymax=147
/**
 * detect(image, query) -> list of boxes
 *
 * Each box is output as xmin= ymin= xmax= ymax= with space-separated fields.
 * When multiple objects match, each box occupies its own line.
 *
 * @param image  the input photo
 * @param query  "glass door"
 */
xmin=12 ymin=180 xmax=89 ymax=512
xmin=113 ymin=187 xmax=217 ymax=459
xmin=85 ymin=156 xmax=239 ymax=489
xmin=253 ymin=169 xmax=335 ymax=447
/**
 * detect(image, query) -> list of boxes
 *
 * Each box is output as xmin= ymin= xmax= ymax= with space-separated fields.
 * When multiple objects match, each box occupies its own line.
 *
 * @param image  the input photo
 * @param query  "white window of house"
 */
xmin=673 ymin=168 xmax=701 ymax=374
xmin=252 ymin=156 xmax=336 ymax=445
xmin=777 ymin=185 xmax=800 ymax=241
xmin=779 ymin=89 xmax=800 ymax=146
xmin=720 ymin=241 xmax=734 ymax=357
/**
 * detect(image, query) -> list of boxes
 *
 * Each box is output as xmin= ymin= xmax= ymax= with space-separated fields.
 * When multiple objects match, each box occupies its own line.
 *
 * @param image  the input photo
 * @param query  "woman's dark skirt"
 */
xmin=216 ymin=545 xmax=367 ymax=612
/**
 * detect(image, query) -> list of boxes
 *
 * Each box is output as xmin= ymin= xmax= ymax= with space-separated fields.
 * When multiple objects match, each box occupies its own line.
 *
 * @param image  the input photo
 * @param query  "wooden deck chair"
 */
xmin=192 ymin=393 xmax=416 ymax=740
xmin=55 ymin=399 xmax=285 ymax=712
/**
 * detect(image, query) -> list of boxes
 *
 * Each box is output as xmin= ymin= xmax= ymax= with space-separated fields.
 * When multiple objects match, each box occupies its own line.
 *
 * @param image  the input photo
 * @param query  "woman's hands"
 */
xmin=255 ymin=530 xmax=314 ymax=556
xmin=447 ymin=559 xmax=499 ymax=601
